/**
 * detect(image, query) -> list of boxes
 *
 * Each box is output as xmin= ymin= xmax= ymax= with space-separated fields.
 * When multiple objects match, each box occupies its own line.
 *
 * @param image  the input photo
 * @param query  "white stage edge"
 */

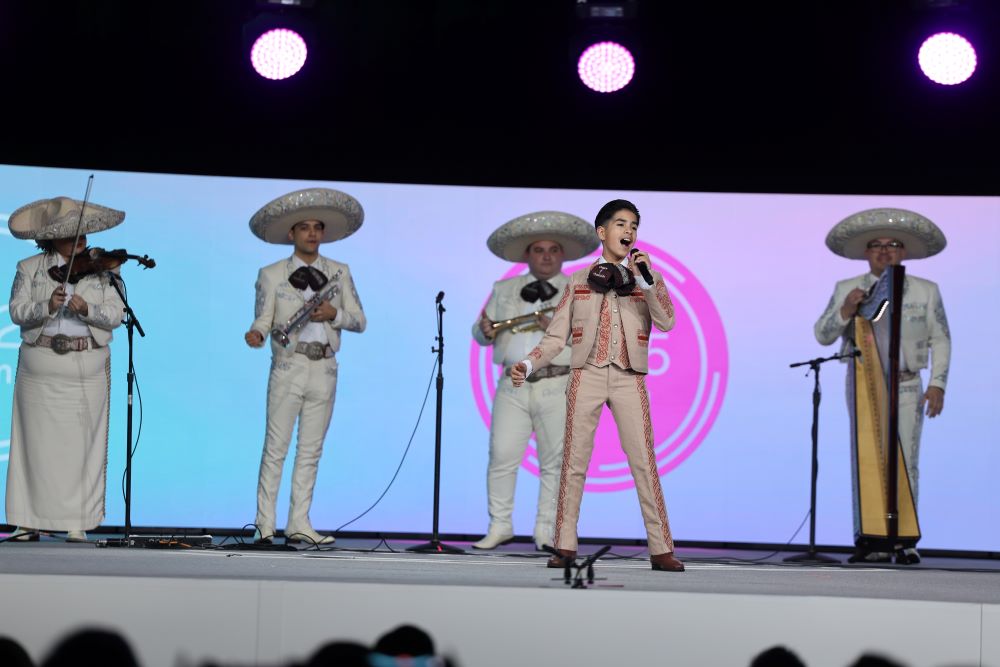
xmin=2 ymin=572 xmax=997 ymax=667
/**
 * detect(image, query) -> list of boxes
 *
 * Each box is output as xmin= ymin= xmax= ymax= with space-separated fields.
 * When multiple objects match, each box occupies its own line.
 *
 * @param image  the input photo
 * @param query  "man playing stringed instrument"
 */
xmin=244 ymin=188 xmax=366 ymax=546
xmin=472 ymin=211 xmax=598 ymax=550
xmin=815 ymin=208 xmax=951 ymax=565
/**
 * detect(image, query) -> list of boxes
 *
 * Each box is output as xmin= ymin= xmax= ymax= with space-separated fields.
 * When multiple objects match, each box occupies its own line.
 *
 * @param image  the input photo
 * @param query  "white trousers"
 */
xmin=255 ymin=353 xmax=338 ymax=536
xmin=485 ymin=373 xmax=568 ymax=537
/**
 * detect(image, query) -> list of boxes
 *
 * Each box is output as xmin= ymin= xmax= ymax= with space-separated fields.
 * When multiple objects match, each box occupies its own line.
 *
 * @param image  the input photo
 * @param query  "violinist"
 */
xmin=5 ymin=196 xmax=126 ymax=543
xmin=471 ymin=212 xmax=598 ymax=551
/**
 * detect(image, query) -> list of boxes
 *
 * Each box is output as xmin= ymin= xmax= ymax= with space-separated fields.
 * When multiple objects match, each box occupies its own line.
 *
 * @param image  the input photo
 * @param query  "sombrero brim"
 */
xmin=826 ymin=208 xmax=946 ymax=260
xmin=487 ymin=211 xmax=599 ymax=262
xmin=8 ymin=197 xmax=125 ymax=240
xmin=250 ymin=188 xmax=364 ymax=245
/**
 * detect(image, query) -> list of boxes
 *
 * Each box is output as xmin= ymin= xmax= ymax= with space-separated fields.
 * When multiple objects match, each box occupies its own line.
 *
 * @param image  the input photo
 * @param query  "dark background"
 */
xmin=1 ymin=0 xmax=997 ymax=195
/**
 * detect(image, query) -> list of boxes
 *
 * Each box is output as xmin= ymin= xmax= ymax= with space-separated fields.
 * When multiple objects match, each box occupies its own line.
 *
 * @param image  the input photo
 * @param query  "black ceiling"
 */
xmin=1 ymin=0 xmax=998 ymax=195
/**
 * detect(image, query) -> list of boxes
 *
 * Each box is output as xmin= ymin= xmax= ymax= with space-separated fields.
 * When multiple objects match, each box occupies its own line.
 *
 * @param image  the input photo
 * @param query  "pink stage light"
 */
xmin=577 ymin=41 xmax=635 ymax=93
xmin=918 ymin=32 xmax=977 ymax=86
xmin=250 ymin=28 xmax=308 ymax=81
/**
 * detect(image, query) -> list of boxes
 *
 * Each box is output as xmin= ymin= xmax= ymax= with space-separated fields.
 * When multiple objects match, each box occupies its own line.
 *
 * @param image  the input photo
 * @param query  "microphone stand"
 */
xmin=783 ymin=351 xmax=857 ymax=564
xmin=408 ymin=292 xmax=464 ymax=554
xmin=545 ymin=544 xmax=611 ymax=588
xmin=102 ymin=272 xmax=145 ymax=547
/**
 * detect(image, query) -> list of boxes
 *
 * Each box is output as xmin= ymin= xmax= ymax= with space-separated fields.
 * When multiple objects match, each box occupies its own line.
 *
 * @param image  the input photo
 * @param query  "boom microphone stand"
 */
xmin=408 ymin=292 xmax=464 ymax=554
xmin=783 ymin=351 xmax=857 ymax=564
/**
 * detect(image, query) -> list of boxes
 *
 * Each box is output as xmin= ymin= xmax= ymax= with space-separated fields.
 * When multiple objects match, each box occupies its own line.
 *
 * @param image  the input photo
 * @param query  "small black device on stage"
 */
xmin=544 ymin=544 xmax=612 ymax=588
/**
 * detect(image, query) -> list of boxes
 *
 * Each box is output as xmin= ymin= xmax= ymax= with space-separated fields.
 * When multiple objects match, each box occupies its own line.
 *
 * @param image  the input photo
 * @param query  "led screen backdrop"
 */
xmin=1 ymin=164 xmax=997 ymax=550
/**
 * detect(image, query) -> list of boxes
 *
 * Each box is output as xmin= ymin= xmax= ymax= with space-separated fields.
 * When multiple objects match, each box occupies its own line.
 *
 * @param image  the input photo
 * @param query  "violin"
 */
xmin=48 ymin=248 xmax=156 ymax=284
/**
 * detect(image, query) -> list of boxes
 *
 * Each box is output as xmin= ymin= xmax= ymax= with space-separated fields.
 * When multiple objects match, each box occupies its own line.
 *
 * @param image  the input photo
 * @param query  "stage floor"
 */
xmin=2 ymin=535 xmax=999 ymax=603
xmin=3 ymin=535 xmax=999 ymax=667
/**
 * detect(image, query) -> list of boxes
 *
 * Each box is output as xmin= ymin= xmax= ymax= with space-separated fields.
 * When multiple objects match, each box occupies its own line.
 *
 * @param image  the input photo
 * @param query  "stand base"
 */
xmin=406 ymin=540 xmax=466 ymax=554
xmin=783 ymin=550 xmax=840 ymax=564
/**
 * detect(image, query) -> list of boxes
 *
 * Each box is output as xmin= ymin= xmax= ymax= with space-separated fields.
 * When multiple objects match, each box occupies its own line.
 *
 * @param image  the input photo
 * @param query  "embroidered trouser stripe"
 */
xmin=553 ymin=364 xmax=675 ymax=554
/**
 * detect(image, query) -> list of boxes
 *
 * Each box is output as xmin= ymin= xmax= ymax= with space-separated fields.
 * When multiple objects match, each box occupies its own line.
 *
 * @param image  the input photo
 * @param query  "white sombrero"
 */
xmin=487 ymin=211 xmax=599 ymax=262
xmin=8 ymin=196 xmax=125 ymax=240
xmin=249 ymin=188 xmax=364 ymax=244
xmin=826 ymin=208 xmax=946 ymax=260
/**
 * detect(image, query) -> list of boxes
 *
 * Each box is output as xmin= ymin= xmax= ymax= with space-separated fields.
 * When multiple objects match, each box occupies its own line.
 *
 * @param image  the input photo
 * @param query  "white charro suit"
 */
xmin=6 ymin=253 xmax=124 ymax=531
xmin=814 ymin=271 xmax=951 ymax=506
xmin=250 ymin=255 xmax=365 ymax=538
xmin=526 ymin=261 xmax=678 ymax=555
xmin=473 ymin=273 xmax=572 ymax=544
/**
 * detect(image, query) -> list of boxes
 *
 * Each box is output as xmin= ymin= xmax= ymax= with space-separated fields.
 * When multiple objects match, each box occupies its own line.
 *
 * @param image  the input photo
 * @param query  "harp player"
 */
xmin=814 ymin=209 xmax=951 ymax=565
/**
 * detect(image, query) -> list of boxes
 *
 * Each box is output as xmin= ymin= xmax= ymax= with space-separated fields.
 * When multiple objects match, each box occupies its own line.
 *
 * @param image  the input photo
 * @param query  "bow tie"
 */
xmin=587 ymin=263 xmax=636 ymax=296
xmin=288 ymin=265 xmax=328 ymax=291
xmin=520 ymin=279 xmax=558 ymax=303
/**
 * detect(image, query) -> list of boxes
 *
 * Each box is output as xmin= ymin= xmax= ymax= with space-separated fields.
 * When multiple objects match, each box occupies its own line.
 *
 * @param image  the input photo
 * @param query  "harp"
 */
xmin=848 ymin=265 xmax=920 ymax=551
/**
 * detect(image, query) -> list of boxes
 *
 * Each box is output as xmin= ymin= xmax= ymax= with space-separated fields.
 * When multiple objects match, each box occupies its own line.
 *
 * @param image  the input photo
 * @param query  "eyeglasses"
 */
xmin=866 ymin=240 xmax=904 ymax=251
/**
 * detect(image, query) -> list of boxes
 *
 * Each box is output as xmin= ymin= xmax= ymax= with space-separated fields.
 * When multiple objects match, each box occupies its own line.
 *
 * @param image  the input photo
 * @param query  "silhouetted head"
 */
xmin=42 ymin=629 xmax=138 ymax=667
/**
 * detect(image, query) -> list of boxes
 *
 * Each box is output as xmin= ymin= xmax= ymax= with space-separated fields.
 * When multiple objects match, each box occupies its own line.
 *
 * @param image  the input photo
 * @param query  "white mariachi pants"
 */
xmin=486 ymin=373 xmax=568 ymax=539
xmin=255 ymin=352 xmax=338 ymax=536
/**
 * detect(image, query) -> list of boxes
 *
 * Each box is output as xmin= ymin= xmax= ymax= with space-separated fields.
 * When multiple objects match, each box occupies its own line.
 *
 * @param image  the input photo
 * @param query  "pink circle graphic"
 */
xmin=470 ymin=243 xmax=728 ymax=492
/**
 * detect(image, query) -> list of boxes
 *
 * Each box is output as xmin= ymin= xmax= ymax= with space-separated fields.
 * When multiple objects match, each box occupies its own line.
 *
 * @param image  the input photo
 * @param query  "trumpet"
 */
xmin=271 ymin=282 xmax=341 ymax=347
xmin=490 ymin=307 xmax=556 ymax=335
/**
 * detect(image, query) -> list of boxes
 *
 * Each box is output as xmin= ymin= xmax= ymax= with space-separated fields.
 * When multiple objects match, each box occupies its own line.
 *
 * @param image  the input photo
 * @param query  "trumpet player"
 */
xmin=472 ymin=212 xmax=599 ymax=550
xmin=244 ymin=188 xmax=366 ymax=546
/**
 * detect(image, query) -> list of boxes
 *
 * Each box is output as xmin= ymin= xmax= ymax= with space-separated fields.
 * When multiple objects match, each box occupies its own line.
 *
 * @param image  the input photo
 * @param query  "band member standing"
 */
xmin=815 ymin=209 xmax=950 ymax=564
xmin=5 ymin=196 xmax=126 ymax=542
xmin=511 ymin=199 xmax=685 ymax=572
xmin=472 ymin=212 xmax=599 ymax=550
xmin=244 ymin=188 xmax=366 ymax=545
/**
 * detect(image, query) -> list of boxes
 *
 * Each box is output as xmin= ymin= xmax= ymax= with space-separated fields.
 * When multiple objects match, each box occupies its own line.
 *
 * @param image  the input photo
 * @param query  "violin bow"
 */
xmin=51 ymin=174 xmax=94 ymax=317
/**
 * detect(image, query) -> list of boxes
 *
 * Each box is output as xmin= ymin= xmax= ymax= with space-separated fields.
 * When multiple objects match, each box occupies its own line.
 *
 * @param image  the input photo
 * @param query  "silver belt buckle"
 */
xmin=304 ymin=342 xmax=326 ymax=361
xmin=50 ymin=334 xmax=74 ymax=355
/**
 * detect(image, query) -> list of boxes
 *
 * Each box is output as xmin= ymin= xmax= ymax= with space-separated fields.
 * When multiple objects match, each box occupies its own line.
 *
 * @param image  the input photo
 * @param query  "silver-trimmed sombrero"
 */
xmin=8 ymin=196 xmax=125 ymax=240
xmin=487 ymin=211 xmax=599 ymax=262
xmin=826 ymin=208 xmax=946 ymax=260
xmin=249 ymin=188 xmax=364 ymax=245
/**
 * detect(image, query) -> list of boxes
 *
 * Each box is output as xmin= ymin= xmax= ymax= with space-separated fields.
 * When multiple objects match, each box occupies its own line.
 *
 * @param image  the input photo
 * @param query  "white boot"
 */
xmin=66 ymin=531 xmax=88 ymax=542
xmin=533 ymin=524 xmax=553 ymax=551
xmin=9 ymin=527 xmax=39 ymax=542
xmin=285 ymin=525 xmax=335 ymax=545
xmin=472 ymin=525 xmax=514 ymax=550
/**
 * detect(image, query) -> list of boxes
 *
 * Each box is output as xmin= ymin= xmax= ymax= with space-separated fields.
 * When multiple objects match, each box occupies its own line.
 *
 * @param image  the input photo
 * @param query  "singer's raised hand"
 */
xmin=629 ymin=248 xmax=654 ymax=283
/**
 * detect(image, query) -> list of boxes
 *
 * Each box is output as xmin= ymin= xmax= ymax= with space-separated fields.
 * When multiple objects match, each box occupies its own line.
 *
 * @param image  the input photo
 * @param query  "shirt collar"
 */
xmin=600 ymin=253 xmax=630 ymax=267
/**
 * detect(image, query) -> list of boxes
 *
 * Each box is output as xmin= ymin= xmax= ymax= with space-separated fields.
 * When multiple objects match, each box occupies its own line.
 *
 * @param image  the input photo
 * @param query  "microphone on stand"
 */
xmin=435 ymin=291 xmax=445 ymax=304
xmin=629 ymin=248 xmax=654 ymax=284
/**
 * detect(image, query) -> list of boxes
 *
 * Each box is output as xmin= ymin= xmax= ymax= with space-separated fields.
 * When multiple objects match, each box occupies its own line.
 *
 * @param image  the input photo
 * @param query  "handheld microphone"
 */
xmin=629 ymin=248 xmax=654 ymax=284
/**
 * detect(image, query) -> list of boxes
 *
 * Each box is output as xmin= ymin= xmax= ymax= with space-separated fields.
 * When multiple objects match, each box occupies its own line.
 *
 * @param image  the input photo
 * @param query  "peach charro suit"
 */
xmin=525 ymin=260 xmax=678 ymax=555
